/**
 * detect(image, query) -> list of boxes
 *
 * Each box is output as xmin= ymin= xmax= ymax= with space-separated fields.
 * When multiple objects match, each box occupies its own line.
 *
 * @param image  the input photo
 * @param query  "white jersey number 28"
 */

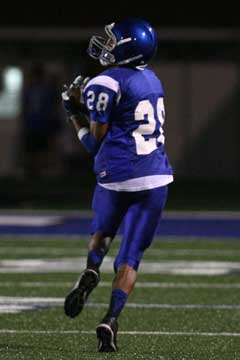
xmin=132 ymin=97 xmax=165 ymax=155
xmin=86 ymin=90 xmax=109 ymax=112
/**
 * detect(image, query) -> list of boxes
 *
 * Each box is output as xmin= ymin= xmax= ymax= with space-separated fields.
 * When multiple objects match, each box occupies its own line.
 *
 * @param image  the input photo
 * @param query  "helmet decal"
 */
xmin=116 ymin=37 xmax=132 ymax=46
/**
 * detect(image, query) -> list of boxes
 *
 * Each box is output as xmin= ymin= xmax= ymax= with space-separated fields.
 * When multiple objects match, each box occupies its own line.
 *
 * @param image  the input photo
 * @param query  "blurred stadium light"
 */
xmin=0 ymin=67 xmax=23 ymax=118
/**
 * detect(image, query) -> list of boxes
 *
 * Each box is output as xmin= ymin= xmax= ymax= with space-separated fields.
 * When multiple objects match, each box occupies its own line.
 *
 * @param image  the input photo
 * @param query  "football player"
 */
xmin=62 ymin=17 xmax=173 ymax=352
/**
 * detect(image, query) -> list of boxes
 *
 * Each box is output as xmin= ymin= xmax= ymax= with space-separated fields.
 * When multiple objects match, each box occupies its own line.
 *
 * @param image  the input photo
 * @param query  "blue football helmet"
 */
xmin=87 ymin=18 xmax=158 ymax=68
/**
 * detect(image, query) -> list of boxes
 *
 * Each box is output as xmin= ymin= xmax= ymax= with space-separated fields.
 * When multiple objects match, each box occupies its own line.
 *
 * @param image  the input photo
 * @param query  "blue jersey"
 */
xmin=83 ymin=66 xmax=173 ymax=184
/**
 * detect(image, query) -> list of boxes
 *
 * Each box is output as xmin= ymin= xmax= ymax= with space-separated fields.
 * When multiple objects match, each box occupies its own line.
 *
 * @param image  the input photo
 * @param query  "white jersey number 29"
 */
xmin=132 ymin=97 xmax=165 ymax=155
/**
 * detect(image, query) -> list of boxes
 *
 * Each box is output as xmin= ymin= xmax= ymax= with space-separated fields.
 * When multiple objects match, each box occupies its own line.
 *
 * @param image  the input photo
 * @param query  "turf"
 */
xmin=0 ymin=236 xmax=240 ymax=359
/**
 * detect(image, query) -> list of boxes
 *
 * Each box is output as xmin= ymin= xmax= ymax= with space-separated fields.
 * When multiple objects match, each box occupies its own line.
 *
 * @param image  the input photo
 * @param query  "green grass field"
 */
xmin=0 ymin=236 xmax=240 ymax=359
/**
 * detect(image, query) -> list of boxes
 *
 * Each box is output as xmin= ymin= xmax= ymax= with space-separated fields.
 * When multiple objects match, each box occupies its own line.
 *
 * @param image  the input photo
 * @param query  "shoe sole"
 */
xmin=64 ymin=270 xmax=99 ymax=318
xmin=96 ymin=324 xmax=117 ymax=352
xmin=64 ymin=287 xmax=85 ymax=318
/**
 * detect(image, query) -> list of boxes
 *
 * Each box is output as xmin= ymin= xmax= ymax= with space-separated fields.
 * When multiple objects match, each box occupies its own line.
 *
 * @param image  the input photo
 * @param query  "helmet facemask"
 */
xmin=87 ymin=23 xmax=117 ymax=66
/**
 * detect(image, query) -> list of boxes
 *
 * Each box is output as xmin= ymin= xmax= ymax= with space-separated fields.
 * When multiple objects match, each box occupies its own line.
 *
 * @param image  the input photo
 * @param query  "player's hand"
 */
xmin=71 ymin=75 xmax=91 ymax=103
xmin=61 ymin=86 xmax=81 ymax=118
xmin=64 ymin=75 xmax=90 ymax=104
xmin=61 ymin=75 xmax=90 ymax=119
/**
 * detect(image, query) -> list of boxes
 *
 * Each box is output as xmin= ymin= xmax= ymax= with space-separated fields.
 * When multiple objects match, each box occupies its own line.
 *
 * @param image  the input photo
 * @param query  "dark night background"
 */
xmin=0 ymin=5 xmax=238 ymax=28
xmin=0 ymin=6 xmax=239 ymax=210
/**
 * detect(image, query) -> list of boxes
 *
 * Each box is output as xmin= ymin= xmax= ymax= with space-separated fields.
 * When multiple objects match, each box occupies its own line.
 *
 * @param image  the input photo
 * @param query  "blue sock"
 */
xmin=87 ymin=249 xmax=105 ymax=271
xmin=106 ymin=288 xmax=128 ymax=319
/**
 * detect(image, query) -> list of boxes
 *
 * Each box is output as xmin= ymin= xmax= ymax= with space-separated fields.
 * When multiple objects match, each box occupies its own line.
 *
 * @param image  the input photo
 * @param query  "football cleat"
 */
xmin=96 ymin=316 xmax=118 ymax=352
xmin=64 ymin=268 xmax=99 ymax=318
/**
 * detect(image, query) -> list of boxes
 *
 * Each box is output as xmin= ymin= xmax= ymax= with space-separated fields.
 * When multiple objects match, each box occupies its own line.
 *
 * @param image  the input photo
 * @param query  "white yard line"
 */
xmin=0 ymin=329 xmax=240 ymax=337
xmin=0 ymin=297 xmax=239 ymax=310
xmin=0 ymin=281 xmax=240 ymax=289
xmin=0 ymin=258 xmax=240 ymax=275
xmin=0 ymin=215 xmax=64 ymax=226
xmin=146 ymin=249 xmax=240 ymax=257
xmin=0 ymin=305 xmax=42 ymax=314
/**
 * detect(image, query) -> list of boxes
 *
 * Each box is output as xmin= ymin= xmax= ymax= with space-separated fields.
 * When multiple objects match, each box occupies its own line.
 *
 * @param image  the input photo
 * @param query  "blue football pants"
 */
xmin=91 ymin=184 xmax=168 ymax=272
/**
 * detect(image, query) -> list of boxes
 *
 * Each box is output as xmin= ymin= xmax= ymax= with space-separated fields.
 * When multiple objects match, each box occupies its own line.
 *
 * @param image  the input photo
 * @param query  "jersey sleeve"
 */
xmin=83 ymin=75 xmax=120 ymax=123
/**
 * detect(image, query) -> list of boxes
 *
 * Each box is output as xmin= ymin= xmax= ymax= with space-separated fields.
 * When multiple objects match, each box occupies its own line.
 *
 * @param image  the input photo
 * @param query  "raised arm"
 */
xmin=62 ymin=76 xmax=108 ymax=156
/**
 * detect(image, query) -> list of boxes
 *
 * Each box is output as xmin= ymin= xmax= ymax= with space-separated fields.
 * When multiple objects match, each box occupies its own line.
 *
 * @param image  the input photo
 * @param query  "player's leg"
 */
xmin=64 ymin=231 xmax=114 ymax=318
xmin=114 ymin=185 xmax=168 ymax=273
xmin=64 ymin=185 xmax=128 ymax=318
xmin=96 ymin=185 xmax=168 ymax=352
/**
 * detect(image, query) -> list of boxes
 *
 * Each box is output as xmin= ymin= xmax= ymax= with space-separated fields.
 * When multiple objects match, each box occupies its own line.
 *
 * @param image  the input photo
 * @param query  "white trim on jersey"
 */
xmin=84 ymin=75 xmax=120 ymax=94
xmin=98 ymin=175 xmax=174 ymax=192
xmin=77 ymin=127 xmax=89 ymax=140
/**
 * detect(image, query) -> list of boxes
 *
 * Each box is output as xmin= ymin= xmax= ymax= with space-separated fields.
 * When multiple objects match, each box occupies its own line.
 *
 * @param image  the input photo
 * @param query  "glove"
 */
xmin=61 ymin=75 xmax=90 ymax=118
xmin=72 ymin=75 xmax=90 ymax=103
